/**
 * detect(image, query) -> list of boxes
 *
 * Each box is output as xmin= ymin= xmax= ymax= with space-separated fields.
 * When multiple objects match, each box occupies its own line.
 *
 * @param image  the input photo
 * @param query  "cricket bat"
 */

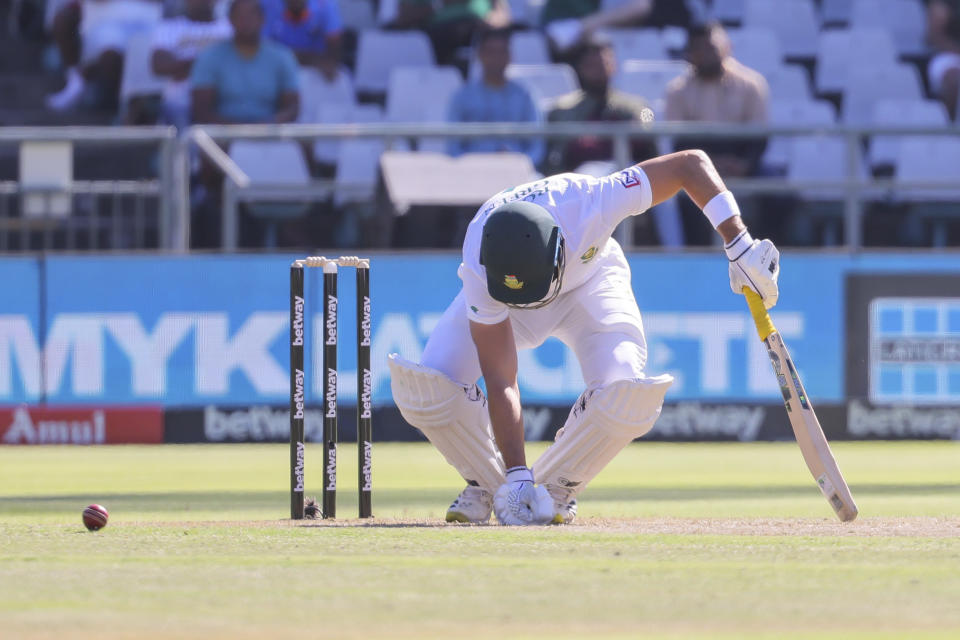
xmin=743 ymin=287 xmax=858 ymax=522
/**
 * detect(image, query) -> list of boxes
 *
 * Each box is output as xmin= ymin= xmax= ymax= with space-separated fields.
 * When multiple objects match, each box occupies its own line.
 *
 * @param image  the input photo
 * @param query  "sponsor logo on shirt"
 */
xmin=615 ymin=168 xmax=642 ymax=189
xmin=580 ymin=246 xmax=598 ymax=263
xmin=504 ymin=275 xmax=524 ymax=290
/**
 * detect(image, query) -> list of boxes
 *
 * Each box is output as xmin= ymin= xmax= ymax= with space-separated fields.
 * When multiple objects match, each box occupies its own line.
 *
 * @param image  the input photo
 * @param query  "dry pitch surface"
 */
xmin=1 ymin=442 xmax=958 ymax=639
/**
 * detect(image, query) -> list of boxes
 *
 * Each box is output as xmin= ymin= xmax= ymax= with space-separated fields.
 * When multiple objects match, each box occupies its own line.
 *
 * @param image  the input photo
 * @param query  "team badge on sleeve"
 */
xmin=580 ymin=247 xmax=598 ymax=263
xmin=615 ymin=168 xmax=643 ymax=189
xmin=504 ymin=275 xmax=524 ymax=290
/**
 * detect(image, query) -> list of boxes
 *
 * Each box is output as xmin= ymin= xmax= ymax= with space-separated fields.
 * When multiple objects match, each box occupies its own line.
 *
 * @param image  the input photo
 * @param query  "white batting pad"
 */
xmin=388 ymin=354 xmax=506 ymax=491
xmin=533 ymin=375 xmax=673 ymax=497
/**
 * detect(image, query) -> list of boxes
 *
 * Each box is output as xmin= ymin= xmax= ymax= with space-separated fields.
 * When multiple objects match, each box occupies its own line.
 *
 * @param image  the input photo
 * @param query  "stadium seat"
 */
xmin=597 ymin=28 xmax=668 ymax=62
xmin=613 ymin=60 xmax=689 ymax=112
xmin=354 ymin=30 xmax=435 ymax=95
xmin=506 ymin=64 xmax=580 ymax=109
xmin=869 ymin=99 xmax=949 ymax=170
xmin=764 ymin=64 xmax=812 ymax=101
xmin=298 ymin=67 xmax=356 ymax=123
xmin=763 ymin=99 xmax=836 ymax=170
xmin=229 ymin=141 xmax=312 ymax=247
xmin=895 ymin=136 xmax=960 ymax=245
xmin=819 ymin=0 xmax=852 ymax=26
xmin=119 ymin=36 xmax=165 ymax=102
xmin=711 ymin=0 xmax=746 ymax=25
xmin=299 ymin=68 xmax=357 ymax=165
xmin=850 ymin=0 xmax=926 ymax=57
xmin=842 ymin=63 xmax=924 ymax=124
xmin=510 ymin=31 xmax=552 ymax=65
xmin=743 ymin=0 xmax=819 ymax=59
xmin=334 ymin=104 xmax=387 ymax=207
xmin=386 ymin=66 xmax=463 ymax=152
xmin=815 ymin=28 xmax=897 ymax=94
xmin=339 ymin=0 xmax=376 ymax=32
xmin=726 ymin=27 xmax=783 ymax=76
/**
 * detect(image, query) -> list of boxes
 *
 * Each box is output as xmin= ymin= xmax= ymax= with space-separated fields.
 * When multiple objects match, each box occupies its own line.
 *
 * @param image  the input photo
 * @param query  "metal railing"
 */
xmin=0 ymin=127 xmax=178 ymax=252
xmin=182 ymin=121 xmax=960 ymax=252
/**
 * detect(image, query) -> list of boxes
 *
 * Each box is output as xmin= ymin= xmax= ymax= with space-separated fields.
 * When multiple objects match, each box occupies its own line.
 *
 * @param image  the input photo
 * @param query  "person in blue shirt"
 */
xmin=446 ymin=28 xmax=545 ymax=167
xmin=190 ymin=0 xmax=300 ymax=124
xmin=262 ymin=0 xmax=343 ymax=81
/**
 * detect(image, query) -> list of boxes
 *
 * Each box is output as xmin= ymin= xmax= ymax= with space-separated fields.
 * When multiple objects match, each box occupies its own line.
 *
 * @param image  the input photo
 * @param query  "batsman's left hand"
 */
xmin=727 ymin=235 xmax=780 ymax=309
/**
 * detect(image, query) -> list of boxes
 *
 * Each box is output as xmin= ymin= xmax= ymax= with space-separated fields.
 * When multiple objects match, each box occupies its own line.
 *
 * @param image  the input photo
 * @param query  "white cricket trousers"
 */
xmin=421 ymin=243 xmax=649 ymax=389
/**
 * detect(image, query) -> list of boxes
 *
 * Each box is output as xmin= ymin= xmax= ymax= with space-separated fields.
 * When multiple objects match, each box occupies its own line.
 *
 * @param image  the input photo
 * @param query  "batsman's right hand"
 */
xmin=726 ymin=234 xmax=780 ymax=309
xmin=493 ymin=467 xmax=554 ymax=526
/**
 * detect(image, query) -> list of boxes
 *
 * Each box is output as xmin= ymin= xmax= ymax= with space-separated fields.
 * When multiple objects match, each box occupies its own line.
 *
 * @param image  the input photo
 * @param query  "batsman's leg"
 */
xmin=388 ymin=354 xmax=506 ymax=523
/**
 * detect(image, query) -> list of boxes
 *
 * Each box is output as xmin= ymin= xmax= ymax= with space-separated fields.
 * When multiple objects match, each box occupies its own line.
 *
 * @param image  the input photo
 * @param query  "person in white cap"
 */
xmin=389 ymin=149 xmax=780 ymax=525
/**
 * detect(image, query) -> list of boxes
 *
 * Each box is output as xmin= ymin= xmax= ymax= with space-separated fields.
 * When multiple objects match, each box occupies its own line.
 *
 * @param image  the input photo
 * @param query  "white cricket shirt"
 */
xmin=459 ymin=166 xmax=654 ymax=325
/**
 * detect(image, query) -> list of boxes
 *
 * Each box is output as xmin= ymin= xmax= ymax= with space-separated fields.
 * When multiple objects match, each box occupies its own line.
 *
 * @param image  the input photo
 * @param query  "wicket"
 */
xmin=290 ymin=256 xmax=372 ymax=520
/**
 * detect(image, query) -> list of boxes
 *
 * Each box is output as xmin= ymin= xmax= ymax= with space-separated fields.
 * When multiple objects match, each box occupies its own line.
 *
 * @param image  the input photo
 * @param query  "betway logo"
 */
xmin=326 ymin=446 xmax=337 ymax=491
xmin=293 ymin=369 xmax=305 ymax=420
xmin=204 ymin=405 xmax=323 ymax=442
xmin=653 ymin=403 xmax=766 ymax=441
xmin=292 ymin=296 xmax=304 ymax=346
xmin=2 ymin=407 xmax=105 ymax=444
xmin=326 ymin=368 xmax=337 ymax=418
xmin=360 ymin=368 xmax=372 ymax=419
xmin=359 ymin=296 xmax=371 ymax=347
xmin=294 ymin=441 xmax=305 ymax=492
xmin=325 ymin=295 xmax=338 ymax=345
xmin=848 ymin=400 xmax=960 ymax=439
xmin=361 ymin=440 xmax=372 ymax=491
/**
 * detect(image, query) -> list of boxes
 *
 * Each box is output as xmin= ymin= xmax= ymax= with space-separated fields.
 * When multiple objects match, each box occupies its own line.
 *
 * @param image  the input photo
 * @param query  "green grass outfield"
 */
xmin=1 ymin=441 xmax=958 ymax=639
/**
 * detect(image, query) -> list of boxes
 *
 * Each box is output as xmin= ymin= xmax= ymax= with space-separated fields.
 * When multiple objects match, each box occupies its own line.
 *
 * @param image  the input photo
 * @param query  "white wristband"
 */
xmin=724 ymin=230 xmax=754 ymax=261
xmin=505 ymin=466 xmax=534 ymax=483
xmin=702 ymin=190 xmax=741 ymax=229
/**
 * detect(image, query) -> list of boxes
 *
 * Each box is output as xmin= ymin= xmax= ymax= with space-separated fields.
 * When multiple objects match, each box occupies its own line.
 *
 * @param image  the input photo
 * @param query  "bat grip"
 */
xmin=743 ymin=286 xmax=776 ymax=341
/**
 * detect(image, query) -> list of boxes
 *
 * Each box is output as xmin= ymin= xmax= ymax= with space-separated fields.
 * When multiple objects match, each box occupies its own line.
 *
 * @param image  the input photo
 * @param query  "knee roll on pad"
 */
xmin=533 ymin=375 xmax=673 ymax=497
xmin=388 ymin=354 xmax=506 ymax=491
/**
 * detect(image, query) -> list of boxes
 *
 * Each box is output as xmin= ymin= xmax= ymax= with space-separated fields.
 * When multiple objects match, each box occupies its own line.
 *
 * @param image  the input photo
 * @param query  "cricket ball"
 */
xmin=82 ymin=504 xmax=109 ymax=531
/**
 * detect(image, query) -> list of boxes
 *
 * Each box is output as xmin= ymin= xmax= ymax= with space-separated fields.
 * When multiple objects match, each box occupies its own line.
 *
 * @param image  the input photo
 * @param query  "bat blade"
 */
xmin=744 ymin=288 xmax=858 ymax=522
xmin=764 ymin=331 xmax=859 ymax=522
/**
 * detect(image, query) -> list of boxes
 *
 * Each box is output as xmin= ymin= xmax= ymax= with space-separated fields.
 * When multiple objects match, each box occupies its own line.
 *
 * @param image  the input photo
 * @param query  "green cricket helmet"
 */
xmin=479 ymin=201 xmax=565 ymax=308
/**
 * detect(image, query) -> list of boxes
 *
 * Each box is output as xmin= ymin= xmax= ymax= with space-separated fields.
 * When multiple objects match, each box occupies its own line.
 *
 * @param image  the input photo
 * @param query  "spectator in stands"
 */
xmin=262 ymin=0 xmax=343 ymax=80
xmin=545 ymin=35 xmax=656 ymax=175
xmin=446 ymin=28 xmax=544 ymax=166
xmin=151 ymin=0 xmax=231 ymax=129
xmin=46 ymin=0 xmax=162 ymax=112
xmin=190 ymin=0 xmax=300 ymax=124
xmin=543 ymin=0 xmax=695 ymax=58
xmin=390 ymin=0 xmax=509 ymax=67
xmin=926 ymin=0 xmax=960 ymax=120
xmin=665 ymin=21 xmax=768 ymax=245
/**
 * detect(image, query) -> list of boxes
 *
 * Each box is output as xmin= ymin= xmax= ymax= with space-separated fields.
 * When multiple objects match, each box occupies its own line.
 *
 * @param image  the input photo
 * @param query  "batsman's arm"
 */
xmin=469 ymin=318 xmax=527 ymax=470
xmin=638 ymin=150 xmax=747 ymax=244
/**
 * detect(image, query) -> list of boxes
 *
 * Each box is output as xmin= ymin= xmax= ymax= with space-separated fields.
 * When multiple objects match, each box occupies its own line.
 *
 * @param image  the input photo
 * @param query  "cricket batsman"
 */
xmin=388 ymin=150 xmax=781 ymax=525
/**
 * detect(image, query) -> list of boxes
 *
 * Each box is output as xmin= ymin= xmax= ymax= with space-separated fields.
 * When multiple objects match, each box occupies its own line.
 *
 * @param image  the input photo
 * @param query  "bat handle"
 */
xmin=743 ymin=286 xmax=776 ymax=341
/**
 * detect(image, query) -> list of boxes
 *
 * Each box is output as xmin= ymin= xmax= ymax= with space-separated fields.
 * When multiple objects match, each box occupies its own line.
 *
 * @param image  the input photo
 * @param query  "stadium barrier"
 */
xmin=183 ymin=121 xmax=960 ymax=251
xmin=0 ymin=126 xmax=179 ymax=251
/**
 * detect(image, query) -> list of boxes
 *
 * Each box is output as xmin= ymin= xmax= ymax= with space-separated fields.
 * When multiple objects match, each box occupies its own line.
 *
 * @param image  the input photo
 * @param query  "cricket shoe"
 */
xmin=545 ymin=484 xmax=578 ymax=524
xmin=445 ymin=485 xmax=493 ymax=523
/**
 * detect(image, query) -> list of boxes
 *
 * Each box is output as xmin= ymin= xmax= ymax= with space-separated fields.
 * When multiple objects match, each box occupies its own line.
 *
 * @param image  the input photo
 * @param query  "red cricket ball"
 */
xmin=82 ymin=504 xmax=109 ymax=531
